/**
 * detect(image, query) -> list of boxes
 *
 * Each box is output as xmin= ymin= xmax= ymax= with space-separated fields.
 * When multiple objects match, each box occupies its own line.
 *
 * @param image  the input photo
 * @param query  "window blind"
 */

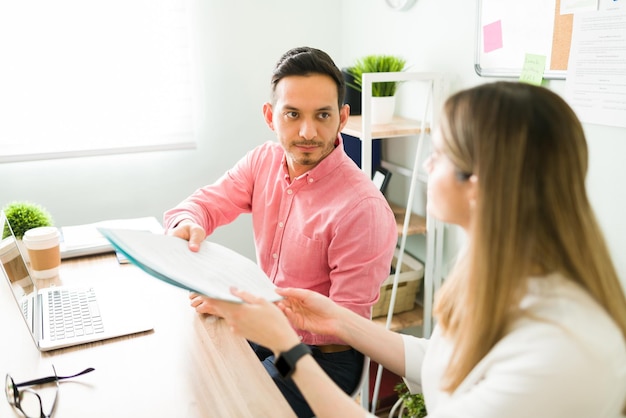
xmin=0 ymin=0 xmax=198 ymax=162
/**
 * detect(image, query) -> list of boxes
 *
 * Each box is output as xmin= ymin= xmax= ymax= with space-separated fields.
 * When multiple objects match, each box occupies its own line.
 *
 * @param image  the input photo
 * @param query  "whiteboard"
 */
xmin=475 ymin=0 xmax=572 ymax=79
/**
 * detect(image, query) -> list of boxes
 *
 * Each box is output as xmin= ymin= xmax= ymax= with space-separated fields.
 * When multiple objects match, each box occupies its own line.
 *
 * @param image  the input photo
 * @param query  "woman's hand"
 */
xmin=276 ymin=287 xmax=344 ymax=338
xmin=190 ymin=288 xmax=300 ymax=353
xmin=189 ymin=292 xmax=220 ymax=316
xmin=189 ymin=287 xmax=348 ymax=352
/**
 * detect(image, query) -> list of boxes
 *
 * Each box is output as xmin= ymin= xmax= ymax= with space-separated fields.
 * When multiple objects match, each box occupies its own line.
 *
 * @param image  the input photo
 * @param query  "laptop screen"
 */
xmin=0 ymin=211 xmax=38 ymax=335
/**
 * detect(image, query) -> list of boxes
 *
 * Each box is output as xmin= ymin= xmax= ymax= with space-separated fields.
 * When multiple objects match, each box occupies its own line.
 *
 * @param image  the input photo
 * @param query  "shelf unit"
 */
xmin=343 ymin=71 xmax=445 ymax=334
xmin=341 ymin=71 xmax=447 ymax=413
xmin=342 ymin=115 xmax=429 ymax=140
xmin=372 ymin=304 xmax=423 ymax=332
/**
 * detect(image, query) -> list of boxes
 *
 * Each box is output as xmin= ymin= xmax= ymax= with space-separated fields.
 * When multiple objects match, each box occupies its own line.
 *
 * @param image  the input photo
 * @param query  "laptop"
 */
xmin=0 ymin=212 xmax=153 ymax=351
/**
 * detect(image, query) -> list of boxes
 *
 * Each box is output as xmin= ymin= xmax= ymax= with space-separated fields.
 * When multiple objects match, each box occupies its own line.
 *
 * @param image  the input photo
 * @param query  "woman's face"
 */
xmin=424 ymin=130 xmax=474 ymax=230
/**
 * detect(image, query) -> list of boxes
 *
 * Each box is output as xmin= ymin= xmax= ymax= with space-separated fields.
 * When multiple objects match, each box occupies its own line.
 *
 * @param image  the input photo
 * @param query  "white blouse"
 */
xmin=369 ymin=273 xmax=626 ymax=418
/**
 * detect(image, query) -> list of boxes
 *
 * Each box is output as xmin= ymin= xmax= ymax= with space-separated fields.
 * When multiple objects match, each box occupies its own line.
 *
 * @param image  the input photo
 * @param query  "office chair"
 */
xmin=352 ymin=353 xmax=371 ymax=408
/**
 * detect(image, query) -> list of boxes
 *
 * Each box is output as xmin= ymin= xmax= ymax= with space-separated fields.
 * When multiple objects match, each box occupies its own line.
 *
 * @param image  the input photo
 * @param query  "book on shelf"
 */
xmin=98 ymin=228 xmax=281 ymax=303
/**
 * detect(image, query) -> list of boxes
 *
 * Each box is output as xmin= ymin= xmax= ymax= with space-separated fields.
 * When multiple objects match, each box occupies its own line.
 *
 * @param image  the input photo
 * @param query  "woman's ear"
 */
xmin=262 ymin=102 xmax=274 ymax=131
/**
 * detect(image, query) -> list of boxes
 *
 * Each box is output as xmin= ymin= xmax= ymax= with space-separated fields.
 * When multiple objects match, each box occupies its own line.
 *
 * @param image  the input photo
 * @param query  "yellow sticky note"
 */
xmin=519 ymin=53 xmax=546 ymax=85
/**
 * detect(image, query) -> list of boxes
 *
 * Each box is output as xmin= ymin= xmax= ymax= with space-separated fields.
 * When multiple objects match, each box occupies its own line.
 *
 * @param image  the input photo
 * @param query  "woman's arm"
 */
xmin=289 ymin=354 xmax=368 ymax=417
xmin=277 ymin=287 xmax=407 ymax=376
xmin=199 ymin=287 xmax=408 ymax=417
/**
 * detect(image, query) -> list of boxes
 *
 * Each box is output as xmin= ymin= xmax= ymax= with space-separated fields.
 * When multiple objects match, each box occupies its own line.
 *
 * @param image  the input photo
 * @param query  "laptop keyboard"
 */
xmin=21 ymin=298 xmax=29 ymax=319
xmin=47 ymin=288 xmax=104 ymax=341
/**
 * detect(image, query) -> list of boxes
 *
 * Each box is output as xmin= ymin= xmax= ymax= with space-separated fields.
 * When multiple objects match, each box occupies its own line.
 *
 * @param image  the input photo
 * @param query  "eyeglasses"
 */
xmin=5 ymin=365 xmax=94 ymax=418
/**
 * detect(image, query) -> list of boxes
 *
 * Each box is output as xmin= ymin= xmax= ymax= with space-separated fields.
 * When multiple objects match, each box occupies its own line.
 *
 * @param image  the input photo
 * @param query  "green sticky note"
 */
xmin=519 ymin=53 xmax=546 ymax=85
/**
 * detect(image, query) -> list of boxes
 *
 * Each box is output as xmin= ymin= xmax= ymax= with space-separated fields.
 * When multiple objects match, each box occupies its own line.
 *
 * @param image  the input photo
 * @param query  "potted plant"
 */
xmin=393 ymin=381 xmax=427 ymax=418
xmin=347 ymin=54 xmax=407 ymax=124
xmin=2 ymin=201 xmax=54 ymax=239
xmin=2 ymin=201 xmax=54 ymax=262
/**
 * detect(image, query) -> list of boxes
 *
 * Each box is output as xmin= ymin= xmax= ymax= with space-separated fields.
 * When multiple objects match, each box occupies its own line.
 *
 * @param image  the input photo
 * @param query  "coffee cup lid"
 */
xmin=22 ymin=227 xmax=60 ymax=250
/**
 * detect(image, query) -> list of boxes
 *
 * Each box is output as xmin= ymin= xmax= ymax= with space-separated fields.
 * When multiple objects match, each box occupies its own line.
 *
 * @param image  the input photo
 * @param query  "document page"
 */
xmin=565 ymin=9 xmax=626 ymax=128
xmin=99 ymin=228 xmax=281 ymax=302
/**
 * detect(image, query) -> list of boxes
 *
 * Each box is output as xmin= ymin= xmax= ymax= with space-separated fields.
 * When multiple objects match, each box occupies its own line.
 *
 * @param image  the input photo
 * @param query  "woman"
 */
xmin=196 ymin=82 xmax=626 ymax=417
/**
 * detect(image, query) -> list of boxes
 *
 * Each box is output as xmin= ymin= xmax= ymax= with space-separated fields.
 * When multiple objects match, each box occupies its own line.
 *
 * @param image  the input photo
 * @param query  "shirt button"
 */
xmin=272 ymin=253 xmax=278 ymax=259
xmin=308 ymin=178 xmax=313 ymax=183
xmin=278 ymin=222 xmax=284 ymax=228
xmin=287 ymin=189 xmax=293 ymax=195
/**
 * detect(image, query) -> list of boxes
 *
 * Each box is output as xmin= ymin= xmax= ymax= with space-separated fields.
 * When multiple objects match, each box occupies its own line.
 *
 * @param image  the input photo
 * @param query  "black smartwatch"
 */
xmin=275 ymin=343 xmax=312 ymax=379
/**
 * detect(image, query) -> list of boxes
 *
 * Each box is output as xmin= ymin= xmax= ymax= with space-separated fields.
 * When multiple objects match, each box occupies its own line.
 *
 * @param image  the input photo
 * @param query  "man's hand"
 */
xmin=166 ymin=220 xmax=206 ymax=252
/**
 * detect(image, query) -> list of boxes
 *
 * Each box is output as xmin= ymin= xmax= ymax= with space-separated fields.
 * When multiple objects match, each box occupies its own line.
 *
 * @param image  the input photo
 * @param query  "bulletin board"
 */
xmin=475 ymin=0 xmax=573 ymax=79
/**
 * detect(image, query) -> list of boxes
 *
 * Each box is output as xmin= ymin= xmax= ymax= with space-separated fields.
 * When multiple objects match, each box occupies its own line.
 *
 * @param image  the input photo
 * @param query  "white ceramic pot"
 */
xmin=371 ymin=96 xmax=396 ymax=125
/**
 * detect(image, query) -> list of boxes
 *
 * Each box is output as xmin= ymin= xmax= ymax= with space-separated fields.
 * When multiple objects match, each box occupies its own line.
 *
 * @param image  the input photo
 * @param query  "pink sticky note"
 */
xmin=483 ymin=20 xmax=503 ymax=53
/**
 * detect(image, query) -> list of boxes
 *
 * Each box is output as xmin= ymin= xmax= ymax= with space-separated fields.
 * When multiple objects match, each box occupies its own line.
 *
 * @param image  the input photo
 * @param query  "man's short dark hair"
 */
xmin=271 ymin=47 xmax=346 ymax=109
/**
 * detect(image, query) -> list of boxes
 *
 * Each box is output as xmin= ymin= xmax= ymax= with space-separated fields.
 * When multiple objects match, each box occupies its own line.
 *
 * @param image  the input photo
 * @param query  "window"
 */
xmin=0 ymin=0 xmax=198 ymax=163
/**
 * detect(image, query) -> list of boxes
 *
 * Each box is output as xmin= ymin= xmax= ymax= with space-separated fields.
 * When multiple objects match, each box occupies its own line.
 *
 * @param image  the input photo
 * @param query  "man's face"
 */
xmin=263 ymin=74 xmax=349 ymax=179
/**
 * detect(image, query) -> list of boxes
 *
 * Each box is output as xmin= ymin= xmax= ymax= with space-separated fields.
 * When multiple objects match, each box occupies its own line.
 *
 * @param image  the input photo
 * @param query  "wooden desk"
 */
xmin=0 ymin=254 xmax=295 ymax=418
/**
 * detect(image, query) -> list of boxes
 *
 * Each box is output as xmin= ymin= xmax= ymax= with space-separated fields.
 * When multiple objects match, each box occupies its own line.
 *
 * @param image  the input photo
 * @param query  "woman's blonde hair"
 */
xmin=434 ymin=82 xmax=626 ymax=393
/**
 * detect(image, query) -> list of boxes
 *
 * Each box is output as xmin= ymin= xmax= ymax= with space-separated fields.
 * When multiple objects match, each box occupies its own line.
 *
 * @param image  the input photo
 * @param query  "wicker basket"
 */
xmin=372 ymin=250 xmax=424 ymax=318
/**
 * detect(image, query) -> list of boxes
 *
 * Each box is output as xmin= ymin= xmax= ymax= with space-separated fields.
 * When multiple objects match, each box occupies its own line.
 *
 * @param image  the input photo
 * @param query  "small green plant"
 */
xmin=394 ymin=381 xmax=427 ymax=418
xmin=2 ymin=201 xmax=54 ymax=239
xmin=347 ymin=55 xmax=407 ymax=97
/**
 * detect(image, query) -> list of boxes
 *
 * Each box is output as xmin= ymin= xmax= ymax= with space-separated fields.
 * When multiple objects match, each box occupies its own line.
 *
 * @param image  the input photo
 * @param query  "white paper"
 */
xmin=565 ymin=10 xmax=626 ymax=128
xmin=60 ymin=217 xmax=163 ymax=258
xmin=561 ymin=0 xmax=598 ymax=15
xmin=99 ymin=228 xmax=281 ymax=303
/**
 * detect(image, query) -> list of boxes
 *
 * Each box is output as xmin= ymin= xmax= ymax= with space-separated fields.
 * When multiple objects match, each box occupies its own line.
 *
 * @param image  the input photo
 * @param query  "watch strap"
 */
xmin=275 ymin=343 xmax=312 ymax=379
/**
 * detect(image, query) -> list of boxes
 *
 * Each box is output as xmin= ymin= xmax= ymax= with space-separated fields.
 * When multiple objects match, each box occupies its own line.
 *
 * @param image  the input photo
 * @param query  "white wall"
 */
xmin=337 ymin=0 xmax=626 ymax=291
xmin=0 ymin=0 xmax=341 ymax=261
xmin=1 ymin=0 xmax=624 ymax=290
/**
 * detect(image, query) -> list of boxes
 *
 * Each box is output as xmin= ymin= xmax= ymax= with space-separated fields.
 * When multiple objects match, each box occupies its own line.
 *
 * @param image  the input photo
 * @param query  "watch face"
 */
xmin=275 ymin=355 xmax=291 ymax=378
xmin=275 ymin=343 xmax=312 ymax=379
xmin=385 ymin=0 xmax=417 ymax=11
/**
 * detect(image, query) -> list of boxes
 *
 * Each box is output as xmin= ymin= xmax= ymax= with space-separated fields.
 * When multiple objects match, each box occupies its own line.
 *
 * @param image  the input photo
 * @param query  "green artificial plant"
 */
xmin=347 ymin=55 xmax=407 ymax=97
xmin=394 ymin=381 xmax=427 ymax=418
xmin=2 ymin=201 xmax=54 ymax=239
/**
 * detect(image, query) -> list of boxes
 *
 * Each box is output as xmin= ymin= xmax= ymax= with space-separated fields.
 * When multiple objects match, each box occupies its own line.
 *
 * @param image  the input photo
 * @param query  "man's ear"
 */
xmin=339 ymin=104 xmax=350 ymax=131
xmin=263 ymin=102 xmax=275 ymax=131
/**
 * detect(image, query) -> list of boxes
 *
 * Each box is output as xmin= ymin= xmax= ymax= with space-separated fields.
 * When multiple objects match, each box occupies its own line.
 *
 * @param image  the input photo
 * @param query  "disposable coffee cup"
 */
xmin=22 ymin=227 xmax=61 ymax=279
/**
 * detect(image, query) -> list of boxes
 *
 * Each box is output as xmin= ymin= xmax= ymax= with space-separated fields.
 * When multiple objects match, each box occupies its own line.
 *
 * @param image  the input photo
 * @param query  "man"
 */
xmin=164 ymin=46 xmax=397 ymax=417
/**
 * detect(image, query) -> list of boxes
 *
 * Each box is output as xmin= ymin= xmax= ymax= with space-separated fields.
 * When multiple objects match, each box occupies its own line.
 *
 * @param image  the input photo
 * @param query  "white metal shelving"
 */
xmin=341 ymin=71 xmax=447 ymax=414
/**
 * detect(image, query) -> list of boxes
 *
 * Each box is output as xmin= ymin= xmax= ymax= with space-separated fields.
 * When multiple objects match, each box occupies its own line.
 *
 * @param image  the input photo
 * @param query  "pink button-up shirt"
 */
xmin=164 ymin=137 xmax=397 ymax=345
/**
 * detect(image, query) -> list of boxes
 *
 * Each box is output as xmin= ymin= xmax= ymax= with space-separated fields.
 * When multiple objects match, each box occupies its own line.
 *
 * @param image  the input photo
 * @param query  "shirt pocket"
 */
xmin=279 ymin=232 xmax=326 ymax=279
